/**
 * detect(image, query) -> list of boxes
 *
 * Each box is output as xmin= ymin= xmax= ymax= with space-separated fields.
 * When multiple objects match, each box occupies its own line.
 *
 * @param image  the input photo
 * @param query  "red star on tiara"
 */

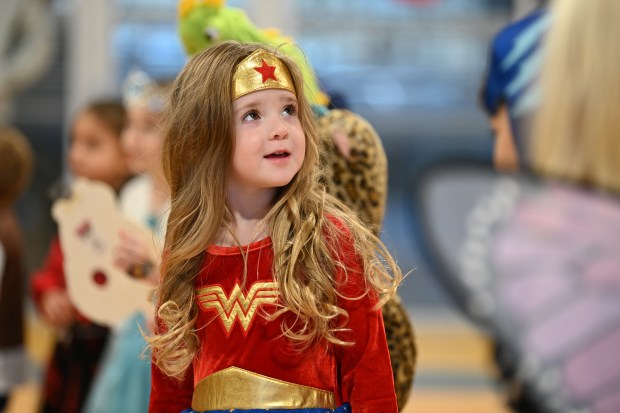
xmin=254 ymin=59 xmax=277 ymax=83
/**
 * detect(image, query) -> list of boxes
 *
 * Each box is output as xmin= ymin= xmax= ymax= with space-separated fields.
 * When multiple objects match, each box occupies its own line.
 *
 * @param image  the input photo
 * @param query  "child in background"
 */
xmin=30 ymin=100 xmax=130 ymax=413
xmin=0 ymin=126 xmax=33 ymax=411
xmin=83 ymin=71 xmax=170 ymax=413
xmin=457 ymin=1 xmax=620 ymax=411
xmin=148 ymin=41 xmax=401 ymax=412
xmin=479 ymin=2 xmax=550 ymax=171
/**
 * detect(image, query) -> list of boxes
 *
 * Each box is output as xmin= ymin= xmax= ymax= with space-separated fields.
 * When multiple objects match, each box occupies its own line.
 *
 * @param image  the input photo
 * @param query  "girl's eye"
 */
xmin=242 ymin=111 xmax=260 ymax=122
xmin=282 ymin=104 xmax=298 ymax=117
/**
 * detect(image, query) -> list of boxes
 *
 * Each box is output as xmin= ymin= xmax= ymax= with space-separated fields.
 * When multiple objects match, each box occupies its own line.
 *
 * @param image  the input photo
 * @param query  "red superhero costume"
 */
xmin=150 ymin=236 xmax=397 ymax=413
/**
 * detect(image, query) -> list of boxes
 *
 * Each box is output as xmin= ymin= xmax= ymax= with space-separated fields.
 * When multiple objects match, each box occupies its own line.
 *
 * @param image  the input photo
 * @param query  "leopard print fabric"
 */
xmin=383 ymin=296 xmax=418 ymax=410
xmin=318 ymin=109 xmax=387 ymax=235
xmin=317 ymin=109 xmax=417 ymax=410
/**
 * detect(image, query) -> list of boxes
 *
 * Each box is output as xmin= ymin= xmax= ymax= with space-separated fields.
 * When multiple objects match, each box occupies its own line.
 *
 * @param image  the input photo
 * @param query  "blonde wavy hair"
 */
xmin=531 ymin=0 xmax=620 ymax=193
xmin=148 ymin=41 xmax=402 ymax=379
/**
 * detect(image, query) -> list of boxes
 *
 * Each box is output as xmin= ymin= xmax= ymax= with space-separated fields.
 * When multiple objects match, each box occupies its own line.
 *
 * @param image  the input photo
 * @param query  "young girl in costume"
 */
xmin=178 ymin=4 xmax=416 ymax=407
xmin=31 ymin=100 xmax=130 ymax=413
xmin=83 ymin=72 xmax=170 ymax=413
xmin=148 ymin=41 xmax=401 ymax=413
xmin=479 ymin=1 xmax=550 ymax=172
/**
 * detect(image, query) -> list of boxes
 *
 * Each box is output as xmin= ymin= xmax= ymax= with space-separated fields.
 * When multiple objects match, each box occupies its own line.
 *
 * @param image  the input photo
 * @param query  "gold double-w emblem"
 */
xmin=196 ymin=282 xmax=279 ymax=334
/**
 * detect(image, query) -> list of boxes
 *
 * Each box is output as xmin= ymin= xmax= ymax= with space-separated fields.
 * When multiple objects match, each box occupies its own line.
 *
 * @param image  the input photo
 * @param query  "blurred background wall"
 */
xmin=6 ymin=0 xmax=545 ymax=411
xmin=14 ymin=0 xmax=522 ymax=296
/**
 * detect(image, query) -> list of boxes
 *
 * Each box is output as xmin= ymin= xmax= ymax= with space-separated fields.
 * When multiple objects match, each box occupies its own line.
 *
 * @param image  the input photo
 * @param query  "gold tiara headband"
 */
xmin=233 ymin=49 xmax=296 ymax=100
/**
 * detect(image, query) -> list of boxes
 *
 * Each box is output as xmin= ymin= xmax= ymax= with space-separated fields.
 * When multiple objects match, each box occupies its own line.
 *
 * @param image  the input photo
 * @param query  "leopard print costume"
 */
xmin=317 ymin=109 xmax=417 ymax=410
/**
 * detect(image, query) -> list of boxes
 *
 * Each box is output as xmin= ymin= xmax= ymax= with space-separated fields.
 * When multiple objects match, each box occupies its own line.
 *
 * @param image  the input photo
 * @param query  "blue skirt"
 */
xmin=82 ymin=312 xmax=151 ymax=413
xmin=181 ymin=403 xmax=351 ymax=413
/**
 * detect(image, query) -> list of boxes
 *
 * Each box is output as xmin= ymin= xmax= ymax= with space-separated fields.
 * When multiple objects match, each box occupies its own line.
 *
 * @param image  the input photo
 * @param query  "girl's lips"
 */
xmin=264 ymin=151 xmax=290 ymax=159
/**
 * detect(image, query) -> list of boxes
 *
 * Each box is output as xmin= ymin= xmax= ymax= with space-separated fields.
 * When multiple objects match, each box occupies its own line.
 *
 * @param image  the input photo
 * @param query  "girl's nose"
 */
xmin=269 ymin=117 xmax=289 ymax=140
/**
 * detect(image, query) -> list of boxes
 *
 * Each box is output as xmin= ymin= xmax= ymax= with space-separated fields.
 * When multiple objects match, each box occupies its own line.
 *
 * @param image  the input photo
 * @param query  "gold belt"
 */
xmin=191 ymin=366 xmax=336 ymax=411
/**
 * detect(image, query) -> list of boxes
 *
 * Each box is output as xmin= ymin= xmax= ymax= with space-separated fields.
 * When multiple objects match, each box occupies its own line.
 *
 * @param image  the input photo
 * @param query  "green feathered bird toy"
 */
xmin=178 ymin=0 xmax=328 ymax=107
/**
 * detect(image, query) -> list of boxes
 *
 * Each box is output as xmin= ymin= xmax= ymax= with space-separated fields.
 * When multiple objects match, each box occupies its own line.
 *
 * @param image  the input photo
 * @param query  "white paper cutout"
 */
xmin=52 ymin=178 xmax=155 ymax=327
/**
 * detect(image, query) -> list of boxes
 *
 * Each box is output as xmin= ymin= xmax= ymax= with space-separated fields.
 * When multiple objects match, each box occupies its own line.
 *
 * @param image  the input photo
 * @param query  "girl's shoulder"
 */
xmin=323 ymin=212 xmax=359 ymax=257
xmin=323 ymin=213 xmax=353 ymax=241
xmin=322 ymin=213 xmax=362 ymax=276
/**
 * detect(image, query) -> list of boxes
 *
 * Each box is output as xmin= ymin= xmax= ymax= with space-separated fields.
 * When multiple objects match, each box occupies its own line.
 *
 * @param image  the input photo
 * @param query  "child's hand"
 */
xmin=114 ymin=230 xmax=152 ymax=272
xmin=40 ymin=289 xmax=75 ymax=329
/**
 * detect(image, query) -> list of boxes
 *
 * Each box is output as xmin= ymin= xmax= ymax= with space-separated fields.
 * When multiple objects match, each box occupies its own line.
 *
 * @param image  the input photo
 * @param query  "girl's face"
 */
xmin=122 ymin=107 xmax=163 ymax=175
xmin=69 ymin=111 xmax=130 ymax=190
xmin=230 ymin=89 xmax=305 ymax=197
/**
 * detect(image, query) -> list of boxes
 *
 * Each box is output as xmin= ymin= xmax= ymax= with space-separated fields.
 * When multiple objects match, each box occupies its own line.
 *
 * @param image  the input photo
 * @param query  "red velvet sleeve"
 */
xmin=149 ymin=357 xmax=193 ymax=413
xmin=30 ymin=236 xmax=66 ymax=309
xmin=331 ymin=224 xmax=398 ymax=413
xmin=335 ymin=282 xmax=398 ymax=412
xmin=149 ymin=313 xmax=194 ymax=412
